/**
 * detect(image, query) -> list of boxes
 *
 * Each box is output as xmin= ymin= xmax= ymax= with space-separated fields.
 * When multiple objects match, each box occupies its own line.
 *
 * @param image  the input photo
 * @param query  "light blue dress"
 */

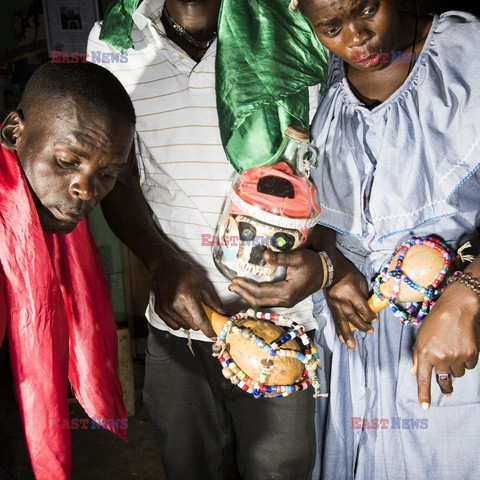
xmin=310 ymin=12 xmax=480 ymax=480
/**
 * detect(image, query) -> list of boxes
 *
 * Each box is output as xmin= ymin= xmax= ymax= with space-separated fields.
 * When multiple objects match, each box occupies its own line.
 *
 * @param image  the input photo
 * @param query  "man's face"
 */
xmin=5 ymin=98 xmax=133 ymax=234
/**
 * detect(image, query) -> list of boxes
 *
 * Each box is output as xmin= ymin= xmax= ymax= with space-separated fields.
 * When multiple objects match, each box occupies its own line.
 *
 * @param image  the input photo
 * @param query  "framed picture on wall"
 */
xmin=41 ymin=0 xmax=99 ymax=57
xmin=0 ymin=83 xmax=20 ymax=122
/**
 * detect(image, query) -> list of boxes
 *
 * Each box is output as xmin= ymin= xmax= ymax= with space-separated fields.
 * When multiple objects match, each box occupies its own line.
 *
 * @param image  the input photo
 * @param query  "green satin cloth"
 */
xmin=216 ymin=0 xmax=328 ymax=172
xmin=98 ymin=0 xmax=328 ymax=173
xmin=99 ymin=0 xmax=140 ymax=52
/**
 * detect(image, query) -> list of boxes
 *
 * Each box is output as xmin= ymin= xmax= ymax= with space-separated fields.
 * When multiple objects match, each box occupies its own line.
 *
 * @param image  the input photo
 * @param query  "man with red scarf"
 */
xmin=0 ymin=61 xmax=135 ymax=479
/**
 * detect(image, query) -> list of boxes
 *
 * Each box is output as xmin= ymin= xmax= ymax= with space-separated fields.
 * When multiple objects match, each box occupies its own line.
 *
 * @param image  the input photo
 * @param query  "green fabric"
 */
xmin=216 ymin=0 xmax=328 ymax=173
xmin=99 ymin=0 xmax=141 ymax=52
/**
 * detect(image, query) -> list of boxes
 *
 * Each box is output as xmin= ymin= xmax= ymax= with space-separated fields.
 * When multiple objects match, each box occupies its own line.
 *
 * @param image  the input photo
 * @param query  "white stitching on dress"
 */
xmin=372 ymin=198 xmax=446 ymax=221
xmin=440 ymin=132 xmax=480 ymax=184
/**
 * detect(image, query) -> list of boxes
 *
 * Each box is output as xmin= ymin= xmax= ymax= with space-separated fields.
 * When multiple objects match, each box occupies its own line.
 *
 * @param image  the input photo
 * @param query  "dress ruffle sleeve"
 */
xmin=311 ymin=12 xmax=480 ymax=242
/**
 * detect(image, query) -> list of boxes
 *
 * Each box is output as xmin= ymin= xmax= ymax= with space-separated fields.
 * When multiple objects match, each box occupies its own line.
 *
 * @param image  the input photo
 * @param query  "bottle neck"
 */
xmin=269 ymin=136 xmax=309 ymax=175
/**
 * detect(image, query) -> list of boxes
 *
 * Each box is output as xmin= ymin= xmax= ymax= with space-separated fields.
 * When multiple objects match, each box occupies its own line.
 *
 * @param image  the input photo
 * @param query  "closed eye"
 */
xmin=55 ymin=157 xmax=79 ymax=169
xmin=99 ymin=169 xmax=119 ymax=180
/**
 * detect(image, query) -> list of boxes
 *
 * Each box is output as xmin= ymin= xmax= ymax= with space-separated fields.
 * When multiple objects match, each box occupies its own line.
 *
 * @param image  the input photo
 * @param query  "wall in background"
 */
xmin=0 ymin=0 xmax=45 ymax=55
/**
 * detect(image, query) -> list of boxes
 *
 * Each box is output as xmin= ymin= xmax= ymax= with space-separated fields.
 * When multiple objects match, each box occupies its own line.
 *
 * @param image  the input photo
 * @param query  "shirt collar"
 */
xmin=132 ymin=0 xmax=165 ymax=32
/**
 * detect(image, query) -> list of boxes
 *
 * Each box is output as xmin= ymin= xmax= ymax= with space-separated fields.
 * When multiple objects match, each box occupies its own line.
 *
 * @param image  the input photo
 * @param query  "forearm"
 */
xmin=101 ymin=181 xmax=184 ymax=274
xmin=443 ymin=254 xmax=480 ymax=317
xmin=306 ymin=224 xmax=336 ymax=254
xmin=306 ymin=223 xmax=349 ymax=271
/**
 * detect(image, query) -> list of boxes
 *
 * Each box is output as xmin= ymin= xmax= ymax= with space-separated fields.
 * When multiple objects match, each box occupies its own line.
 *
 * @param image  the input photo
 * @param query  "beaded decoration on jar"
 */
xmin=211 ymin=308 xmax=327 ymax=399
xmin=371 ymin=236 xmax=455 ymax=326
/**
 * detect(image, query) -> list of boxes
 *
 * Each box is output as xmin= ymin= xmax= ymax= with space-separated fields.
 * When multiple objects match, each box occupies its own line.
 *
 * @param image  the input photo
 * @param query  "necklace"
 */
xmin=406 ymin=14 xmax=419 ymax=77
xmin=162 ymin=6 xmax=217 ymax=51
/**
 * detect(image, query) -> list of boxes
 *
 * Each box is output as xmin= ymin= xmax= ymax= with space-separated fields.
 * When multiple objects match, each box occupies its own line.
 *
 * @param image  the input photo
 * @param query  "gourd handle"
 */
xmin=202 ymin=303 xmax=228 ymax=335
xmin=348 ymin=242 xmax=448 ymax=331
xmin=348 ymin=294 xmax=389 ymax=331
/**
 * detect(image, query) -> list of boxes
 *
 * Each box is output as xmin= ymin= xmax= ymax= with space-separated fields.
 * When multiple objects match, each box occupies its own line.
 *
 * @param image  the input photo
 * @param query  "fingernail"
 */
xmin=367 ymin=328 xmax=374 ymax=334
xmin=338 ymin=335 xmax=345 ymax=343
xmin=371 ymin=317 xmax=378 ymax=323
xmin=421 ymin=402 xmax=430 ymax=411
xmin=444 ymin=392 xmax=452 ymax=397
xmin=410 ymin=368 xmax=415 ymax=375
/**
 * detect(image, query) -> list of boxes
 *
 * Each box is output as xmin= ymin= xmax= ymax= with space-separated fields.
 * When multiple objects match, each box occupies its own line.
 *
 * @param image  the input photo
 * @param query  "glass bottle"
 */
xmin=266 ymin=125 xmax=319 ymax=178
xmin=213 ymin=125 xmax=321 ymax=282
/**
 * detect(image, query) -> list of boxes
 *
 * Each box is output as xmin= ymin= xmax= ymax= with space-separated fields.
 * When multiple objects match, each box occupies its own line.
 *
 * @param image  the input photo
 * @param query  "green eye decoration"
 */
xmin=272 ymin=232 xmax=296 ymax=251
xmin=239 ymin=222 xmax=256 ymax=241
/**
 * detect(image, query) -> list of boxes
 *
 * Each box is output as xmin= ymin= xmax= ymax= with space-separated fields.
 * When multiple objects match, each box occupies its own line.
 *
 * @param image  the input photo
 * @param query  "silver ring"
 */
xmin=435 ymin=372 xmax=452 ymax=382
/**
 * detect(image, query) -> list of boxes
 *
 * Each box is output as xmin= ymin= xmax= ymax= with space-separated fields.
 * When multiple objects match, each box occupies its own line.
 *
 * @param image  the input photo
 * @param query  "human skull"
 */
xmin=214 ymin=161 xmax=321 ymax=282
xmin=234 ymin=215 xmax=303 ymax=281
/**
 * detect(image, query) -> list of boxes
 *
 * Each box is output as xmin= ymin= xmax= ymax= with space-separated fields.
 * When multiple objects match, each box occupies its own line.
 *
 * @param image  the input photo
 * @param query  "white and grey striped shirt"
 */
xmin=88 ymin=0 xmax=319 ymax=340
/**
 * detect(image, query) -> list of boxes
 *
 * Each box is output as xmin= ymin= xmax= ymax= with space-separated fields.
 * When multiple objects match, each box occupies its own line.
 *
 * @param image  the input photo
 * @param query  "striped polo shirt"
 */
xmin=88 ymin=0 xmax=319 ymax=341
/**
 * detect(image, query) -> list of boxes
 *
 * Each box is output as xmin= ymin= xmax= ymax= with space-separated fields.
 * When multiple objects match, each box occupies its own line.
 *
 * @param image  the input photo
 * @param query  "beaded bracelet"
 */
xmin=212 ymin=309 xmax=327 ymax=399
xmin=372 ymin=236 xmax=455 ymax=327
xmin=446 ymin=271 xmax=480 ymax=297
xmin=318 ymin=251 xmax=334 ymax=288
xmin=318 ymin=252 xmax=327 ymax=289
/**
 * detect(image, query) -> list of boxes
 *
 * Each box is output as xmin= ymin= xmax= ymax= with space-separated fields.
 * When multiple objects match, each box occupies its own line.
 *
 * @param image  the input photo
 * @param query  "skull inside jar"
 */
xmin=213 ymin=161 xmax=321 ymax=282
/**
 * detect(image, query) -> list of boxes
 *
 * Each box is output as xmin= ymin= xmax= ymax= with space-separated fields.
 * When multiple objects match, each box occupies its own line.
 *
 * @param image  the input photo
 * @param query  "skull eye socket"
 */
xmin=271 ymin=232 xmax=296 ymax=251
xmin=239 ymin=222 xmax=257 ymax=241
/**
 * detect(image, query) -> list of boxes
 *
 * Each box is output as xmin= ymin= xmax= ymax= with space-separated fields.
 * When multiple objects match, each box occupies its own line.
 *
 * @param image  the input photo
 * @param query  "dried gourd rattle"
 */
xmin=206 ymin=125 xmax=325 ymax=398
xmin=351 ymin=236 xmax=456 ymax=330
xmin=202 ymin=304 xmax=326 ymax=399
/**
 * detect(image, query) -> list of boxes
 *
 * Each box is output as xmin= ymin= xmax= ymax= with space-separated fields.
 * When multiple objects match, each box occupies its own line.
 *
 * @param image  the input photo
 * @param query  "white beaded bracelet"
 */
xmin=318 ymin=251 xmax=334 ymax=288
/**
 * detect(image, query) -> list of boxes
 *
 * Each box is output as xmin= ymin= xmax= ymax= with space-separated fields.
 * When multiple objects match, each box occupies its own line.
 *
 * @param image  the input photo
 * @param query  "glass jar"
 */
xmin=213 ymin=125 xmax=321 ymax=282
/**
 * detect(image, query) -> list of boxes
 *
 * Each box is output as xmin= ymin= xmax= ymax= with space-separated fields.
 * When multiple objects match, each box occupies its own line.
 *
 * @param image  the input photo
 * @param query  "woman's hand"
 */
xmin=324 ymin=252 xmax=377 ymax=349
xmin=411 ymin=275 xmax=480 ymax=410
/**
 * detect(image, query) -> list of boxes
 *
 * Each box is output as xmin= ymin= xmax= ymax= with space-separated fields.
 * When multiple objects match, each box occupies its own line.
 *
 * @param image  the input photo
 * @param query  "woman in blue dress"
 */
xmin=285 ymin=0 xmax=480 ymax=478
xmin=229 ymin=1 xmax=480 ymax=478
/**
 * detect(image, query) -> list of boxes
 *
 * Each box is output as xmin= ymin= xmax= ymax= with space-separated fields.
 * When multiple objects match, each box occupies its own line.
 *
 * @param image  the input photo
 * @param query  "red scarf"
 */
xmin=0 ymin=144 xmax=127 ymax=478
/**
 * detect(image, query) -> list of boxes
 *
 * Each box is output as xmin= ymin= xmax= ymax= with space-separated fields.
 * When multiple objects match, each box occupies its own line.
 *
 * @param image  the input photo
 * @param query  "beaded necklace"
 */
xmin=372 ymin=236 xmax=455 ymax=327
xmin=212 ymin=309 xmax=327 ymax=399
xmin=162 ymin=6 xmax=217 ymax=51
xmin=406 ymin=14 xmax=419 ymax=78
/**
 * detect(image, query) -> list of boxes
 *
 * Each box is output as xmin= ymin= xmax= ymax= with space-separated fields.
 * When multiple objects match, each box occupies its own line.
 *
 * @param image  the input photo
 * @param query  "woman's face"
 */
xmin=300 ymin=0 xmax=400 ymax=71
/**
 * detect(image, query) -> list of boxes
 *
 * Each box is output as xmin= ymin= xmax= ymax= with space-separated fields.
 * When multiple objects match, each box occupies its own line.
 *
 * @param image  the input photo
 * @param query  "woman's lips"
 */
xmin=351 ymin=50 xmax=383 ymax=67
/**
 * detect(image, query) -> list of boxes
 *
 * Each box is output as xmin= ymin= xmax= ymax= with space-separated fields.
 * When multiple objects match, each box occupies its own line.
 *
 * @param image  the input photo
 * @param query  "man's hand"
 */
xmin=151 ymin=255 xmax=224 ymax=338
xmin=324 ymin=252 xmax=376 ymax=349
xmin=228 ymin=248 xmax=325 ymax=309
xmin=411 ymin=279 xmax=480 ymax=410
xmin=99 ymin=149 xmax=224 ymax=339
